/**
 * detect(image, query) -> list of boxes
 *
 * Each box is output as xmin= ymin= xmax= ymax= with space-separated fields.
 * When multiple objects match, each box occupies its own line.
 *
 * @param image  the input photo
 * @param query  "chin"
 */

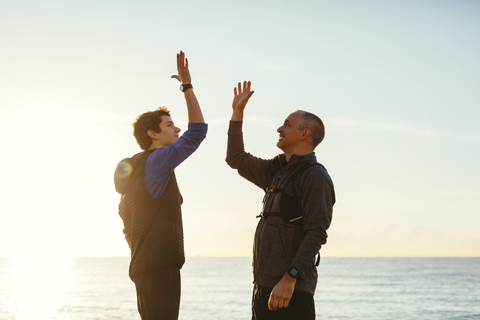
xmin=276 ymin=141 xmax=284 ymax=150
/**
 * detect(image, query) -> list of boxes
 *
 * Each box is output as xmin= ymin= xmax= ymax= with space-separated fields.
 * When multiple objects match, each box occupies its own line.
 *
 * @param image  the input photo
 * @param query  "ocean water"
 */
xmin=0 ymin=257 xmax=479 ymax=320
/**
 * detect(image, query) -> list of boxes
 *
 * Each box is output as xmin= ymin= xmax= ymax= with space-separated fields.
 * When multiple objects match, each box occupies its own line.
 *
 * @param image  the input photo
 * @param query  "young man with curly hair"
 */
xmin=114 ymin=51 xmax=207 ymax=320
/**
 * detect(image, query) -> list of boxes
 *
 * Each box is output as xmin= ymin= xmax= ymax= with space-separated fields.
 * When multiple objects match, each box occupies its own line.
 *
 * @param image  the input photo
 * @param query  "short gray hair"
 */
xmin=297 ymin=110 xmax=325 ymax=149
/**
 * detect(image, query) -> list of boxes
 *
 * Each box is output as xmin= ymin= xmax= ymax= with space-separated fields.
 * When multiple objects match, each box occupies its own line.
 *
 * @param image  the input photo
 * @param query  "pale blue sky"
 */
xmin=1 ymin=0 xmax=479 ymax=258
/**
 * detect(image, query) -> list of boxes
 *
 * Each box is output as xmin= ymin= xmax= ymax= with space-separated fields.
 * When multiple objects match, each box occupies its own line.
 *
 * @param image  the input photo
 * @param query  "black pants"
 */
xmin=252 ymin=284 xmax=315 ymax=320
xmin=134 ymin=267 xmax=181 ymax=320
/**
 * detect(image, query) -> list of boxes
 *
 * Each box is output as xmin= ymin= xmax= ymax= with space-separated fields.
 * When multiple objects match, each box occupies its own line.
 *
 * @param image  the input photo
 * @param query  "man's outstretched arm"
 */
xmin=144 ymin=51 xmax=207 ymax=199
xmin=171 ymin=51 xmax=205 ymax=123
xmin=226 ymin=81 xmax=274 ymax=190
xmin=226 ymin=81 xmax=255 ymax=170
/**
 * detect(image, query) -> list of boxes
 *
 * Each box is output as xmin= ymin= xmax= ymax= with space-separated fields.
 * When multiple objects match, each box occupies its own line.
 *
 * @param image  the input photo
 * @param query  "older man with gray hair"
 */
xmin=226 ymin=81 xmax=335 ymax=320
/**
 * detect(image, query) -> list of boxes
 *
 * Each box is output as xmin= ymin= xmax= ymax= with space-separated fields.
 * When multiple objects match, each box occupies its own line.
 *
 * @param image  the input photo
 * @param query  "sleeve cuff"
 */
xmin=228 ymin=120 xmax=243 ymax=134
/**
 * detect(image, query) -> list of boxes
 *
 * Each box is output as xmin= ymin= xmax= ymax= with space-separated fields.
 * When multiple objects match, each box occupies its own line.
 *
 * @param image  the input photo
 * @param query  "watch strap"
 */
xmin=180 ymin=83 xmax=193 ymax=92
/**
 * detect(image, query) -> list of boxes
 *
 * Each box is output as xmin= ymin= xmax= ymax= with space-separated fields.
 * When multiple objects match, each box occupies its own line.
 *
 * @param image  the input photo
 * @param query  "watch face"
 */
xmin=289 ymin=267 xmax=299 ymax=278
xmin=180 ymin=83 xmax=192 ymax=92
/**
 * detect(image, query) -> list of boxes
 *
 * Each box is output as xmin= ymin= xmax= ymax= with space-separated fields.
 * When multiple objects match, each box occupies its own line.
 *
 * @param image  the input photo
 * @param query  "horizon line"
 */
xmin=1 ymin=255 xmax=479 ymax=259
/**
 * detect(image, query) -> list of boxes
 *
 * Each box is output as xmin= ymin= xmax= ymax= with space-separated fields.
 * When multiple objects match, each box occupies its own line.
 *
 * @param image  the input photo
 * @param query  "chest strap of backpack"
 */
xmin=259 ymin=163 xmax=321 ymax=225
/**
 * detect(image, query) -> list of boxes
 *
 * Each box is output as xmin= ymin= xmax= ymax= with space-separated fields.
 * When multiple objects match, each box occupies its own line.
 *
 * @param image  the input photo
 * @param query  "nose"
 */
xmin=277 ymin=126 xmax=284 ymax=133
xmin=175 ymin=126 xmax=181 ymax=133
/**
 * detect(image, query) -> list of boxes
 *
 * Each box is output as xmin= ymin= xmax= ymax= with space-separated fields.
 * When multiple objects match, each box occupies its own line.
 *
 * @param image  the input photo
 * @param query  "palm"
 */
xmin=232 ymin=81 xmax=254 ymax=112
xmin=171 ymin=51 xmax=191 ymax=84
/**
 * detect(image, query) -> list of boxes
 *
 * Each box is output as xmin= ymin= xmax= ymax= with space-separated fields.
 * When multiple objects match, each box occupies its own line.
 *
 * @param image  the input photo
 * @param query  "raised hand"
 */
xmin=231 ymin=81 xmax=254 ymax=121
xmin=171 ymin=51 xmax=192 ymax=84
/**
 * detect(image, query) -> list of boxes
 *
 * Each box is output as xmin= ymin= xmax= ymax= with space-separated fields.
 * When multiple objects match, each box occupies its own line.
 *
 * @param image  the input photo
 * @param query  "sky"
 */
xmin=0 ymin=0 xmax=479 ymax=259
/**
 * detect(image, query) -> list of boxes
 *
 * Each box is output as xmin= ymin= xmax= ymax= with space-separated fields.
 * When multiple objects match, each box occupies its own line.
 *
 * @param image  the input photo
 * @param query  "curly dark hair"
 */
xmin=132 ymin=107 xmax=171 ymax=150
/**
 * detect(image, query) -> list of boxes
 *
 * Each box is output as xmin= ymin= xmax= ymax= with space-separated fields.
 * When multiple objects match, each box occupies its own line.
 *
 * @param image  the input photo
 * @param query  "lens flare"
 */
xmin=114 ymin=161 xmax=132 ymax=179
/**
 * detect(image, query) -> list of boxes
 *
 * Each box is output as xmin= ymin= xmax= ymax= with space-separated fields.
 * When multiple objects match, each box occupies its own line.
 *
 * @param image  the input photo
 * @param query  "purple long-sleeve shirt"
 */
xmin=144 ymin=122 xmax=207 ymax=198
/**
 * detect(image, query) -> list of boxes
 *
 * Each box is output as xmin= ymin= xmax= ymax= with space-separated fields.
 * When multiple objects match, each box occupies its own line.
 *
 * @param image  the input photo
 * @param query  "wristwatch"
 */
xmin=287 ymin=267 xmax=301 ymax=279
xmin=180 ymin=83 xmax=193 ymax=92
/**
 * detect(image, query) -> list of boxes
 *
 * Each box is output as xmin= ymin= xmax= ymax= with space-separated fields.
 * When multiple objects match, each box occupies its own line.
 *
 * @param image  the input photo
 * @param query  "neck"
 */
xmin=149 ymin=141 xmax=167 ymax=150
xmin=284 ymin=152 xmax=293 ymax=163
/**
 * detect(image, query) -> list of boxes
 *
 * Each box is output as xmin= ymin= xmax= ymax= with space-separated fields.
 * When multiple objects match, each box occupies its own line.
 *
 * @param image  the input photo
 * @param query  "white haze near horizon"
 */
xmin=0 ymin=0 xmax=479 ymax=259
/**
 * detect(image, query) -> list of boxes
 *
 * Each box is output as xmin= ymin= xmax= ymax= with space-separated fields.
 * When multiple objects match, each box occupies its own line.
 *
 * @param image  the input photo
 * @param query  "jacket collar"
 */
xmin=276 ymin=152 xmax=317 ymax=169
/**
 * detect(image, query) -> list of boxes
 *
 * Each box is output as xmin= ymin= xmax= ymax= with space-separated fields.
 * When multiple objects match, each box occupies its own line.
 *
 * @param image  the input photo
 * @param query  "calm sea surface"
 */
xmin=0 ymin=257 xmax=479 ymax=320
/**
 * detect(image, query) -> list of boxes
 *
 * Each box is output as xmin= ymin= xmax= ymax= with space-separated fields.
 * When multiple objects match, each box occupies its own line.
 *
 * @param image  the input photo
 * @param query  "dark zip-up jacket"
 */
xmin=226 ymin=121 xmax=335 ymax=294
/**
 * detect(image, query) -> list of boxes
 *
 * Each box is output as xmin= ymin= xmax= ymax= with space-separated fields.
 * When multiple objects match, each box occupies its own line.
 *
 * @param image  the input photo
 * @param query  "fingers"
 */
xmin=174 ymin=51 xmax=192 ymax=84
xmin=177 ymin=51 xmax=184 ymax=70
xmin=268 ymin=295 xmax=277 ymax=311
xmin=234 ymin=81 xmax=252 ymax=94
xmin=243 ymin=80 xmax=250 ymax=92
xmin=267 ymin=294 xmax=290 ymax=311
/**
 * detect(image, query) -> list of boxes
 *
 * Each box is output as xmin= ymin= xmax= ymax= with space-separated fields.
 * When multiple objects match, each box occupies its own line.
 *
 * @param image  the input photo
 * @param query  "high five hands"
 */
xmin=171 ymin=51 xmax=191 ymax=84
xmin=231 ymin=81 xmax=254 ymax=121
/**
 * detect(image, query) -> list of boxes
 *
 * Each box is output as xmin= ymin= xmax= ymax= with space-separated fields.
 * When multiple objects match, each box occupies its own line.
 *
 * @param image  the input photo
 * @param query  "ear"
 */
xmin=147 ymin=130 xmax=158 ymax=140
xmin=300 ymin=128 xmax=311 ymax=141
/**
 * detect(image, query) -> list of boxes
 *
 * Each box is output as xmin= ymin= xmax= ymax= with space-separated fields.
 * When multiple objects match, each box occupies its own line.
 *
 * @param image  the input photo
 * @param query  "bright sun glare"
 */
xmin=4 ymin=253 xmax=76 ymax=319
